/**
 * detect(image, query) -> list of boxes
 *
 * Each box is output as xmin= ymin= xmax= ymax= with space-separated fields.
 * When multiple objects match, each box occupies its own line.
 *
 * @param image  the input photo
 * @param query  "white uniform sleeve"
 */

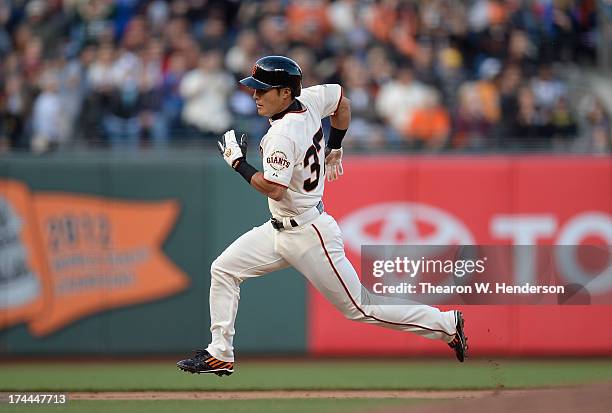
xmin=300 ymin=84 xmax=343 ymax=119
xmin=261 ymin=134 xmax=296 ymax=187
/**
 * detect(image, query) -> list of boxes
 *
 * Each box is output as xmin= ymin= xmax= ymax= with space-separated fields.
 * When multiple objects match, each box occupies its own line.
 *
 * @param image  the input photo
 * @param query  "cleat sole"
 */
xmin=177 ymin=364 xmax=233 ymax=376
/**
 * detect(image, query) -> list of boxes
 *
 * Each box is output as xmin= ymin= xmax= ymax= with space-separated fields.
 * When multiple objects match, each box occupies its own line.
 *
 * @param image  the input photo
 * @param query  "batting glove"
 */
xmin=324 ymin=147 xmax=343 ymax=182
xmin=218 ymin=130 xmax=248 ymax=169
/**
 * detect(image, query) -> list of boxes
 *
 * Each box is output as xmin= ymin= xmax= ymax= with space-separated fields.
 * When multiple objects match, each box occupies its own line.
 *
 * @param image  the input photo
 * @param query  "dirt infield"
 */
xmin=68 ymin=389 xmax=539 ymax=400
xmin=379 ymin=384 xmax=612 ymax=413
xmin=67 ymin=384 xmax=612 ymax=413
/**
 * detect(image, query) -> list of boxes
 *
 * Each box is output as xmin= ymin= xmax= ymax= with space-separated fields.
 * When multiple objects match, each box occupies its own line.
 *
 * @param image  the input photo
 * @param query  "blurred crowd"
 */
xmin=0 ymin=0 xmax=610 ymax=153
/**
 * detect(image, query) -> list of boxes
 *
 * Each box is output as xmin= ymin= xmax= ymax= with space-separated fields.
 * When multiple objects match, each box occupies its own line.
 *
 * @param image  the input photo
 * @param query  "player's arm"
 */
xmin=330 ymin=96 xmax=351 ymax=132
xmin=325 ymin=96 xmax=351 ymax=181
xmin=217 ymin=130 xmax=288 ymax=201
xmin=248 ymin=173 xmax=286 ymax=201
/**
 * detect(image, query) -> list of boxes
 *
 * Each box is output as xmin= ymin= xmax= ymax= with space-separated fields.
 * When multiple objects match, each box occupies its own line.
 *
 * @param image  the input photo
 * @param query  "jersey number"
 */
xmin=303 ymin=128 xmax=323 ymax=191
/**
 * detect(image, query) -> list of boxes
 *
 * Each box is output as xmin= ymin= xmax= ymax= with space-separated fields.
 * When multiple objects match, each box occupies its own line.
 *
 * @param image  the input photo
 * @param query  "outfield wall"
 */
xmin=312 ymin=156 xmax=612 ymax=356
xmin=0 ymin=154 xmax=306 ymax=355
xmin=0 ymin=153 xmax=610 ymax=356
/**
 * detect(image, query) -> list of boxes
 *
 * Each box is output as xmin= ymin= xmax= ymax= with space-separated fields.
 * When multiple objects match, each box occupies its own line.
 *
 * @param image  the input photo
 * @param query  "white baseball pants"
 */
xmin=206 ymin=212 xmax=457 ymax=362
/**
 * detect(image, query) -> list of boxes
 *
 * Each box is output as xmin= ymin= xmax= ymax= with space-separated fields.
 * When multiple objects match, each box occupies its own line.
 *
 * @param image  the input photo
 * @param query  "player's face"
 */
xmin=253 ymin=88 xmax=292 ymax=117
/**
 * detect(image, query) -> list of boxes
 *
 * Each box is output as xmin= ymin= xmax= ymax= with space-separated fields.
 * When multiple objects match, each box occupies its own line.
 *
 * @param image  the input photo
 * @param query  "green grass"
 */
xmin=1 ymin=359 xmax=611 ymax=391
xmin=0 ymin=399 xmax=426 ymax=413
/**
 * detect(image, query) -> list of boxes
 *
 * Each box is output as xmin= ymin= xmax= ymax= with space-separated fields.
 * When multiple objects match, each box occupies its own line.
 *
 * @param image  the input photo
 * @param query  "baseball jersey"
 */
xmin=260 ymin=84 xmax=343 ymax=218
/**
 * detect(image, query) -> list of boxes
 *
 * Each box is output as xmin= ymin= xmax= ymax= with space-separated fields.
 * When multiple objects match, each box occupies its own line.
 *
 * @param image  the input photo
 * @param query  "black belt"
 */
xmin=271 ymin=201 xmax=323 ymax=230
xmin=271 ymin=218 xmax=297 ymax=230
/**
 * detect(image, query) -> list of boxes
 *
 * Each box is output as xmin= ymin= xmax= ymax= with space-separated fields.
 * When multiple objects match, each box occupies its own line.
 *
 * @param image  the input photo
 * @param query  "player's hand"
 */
xmin=324 ymin=147 xmax=343 ymax=182
xmin=217 ymin=130 xmax=248 ymax=169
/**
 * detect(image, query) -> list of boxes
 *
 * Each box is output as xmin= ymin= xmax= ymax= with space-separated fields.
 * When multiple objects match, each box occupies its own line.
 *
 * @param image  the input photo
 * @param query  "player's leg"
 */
xmin=208 ymin=221 xmax=289 ymax=361
xmin=279 ymin=213 xmax=458 ymax=342
xmin=178 ymin=221 xmax=289 ymax=374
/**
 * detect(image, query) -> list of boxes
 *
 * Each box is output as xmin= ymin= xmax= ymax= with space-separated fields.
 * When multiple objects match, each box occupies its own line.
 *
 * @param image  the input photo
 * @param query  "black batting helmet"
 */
xmin=239 ymin=56 xmax=303 ymax=97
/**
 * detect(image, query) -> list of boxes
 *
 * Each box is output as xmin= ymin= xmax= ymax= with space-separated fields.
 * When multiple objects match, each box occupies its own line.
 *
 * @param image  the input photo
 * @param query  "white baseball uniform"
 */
xmin=206 ymin=85 xmax=458 ymax=362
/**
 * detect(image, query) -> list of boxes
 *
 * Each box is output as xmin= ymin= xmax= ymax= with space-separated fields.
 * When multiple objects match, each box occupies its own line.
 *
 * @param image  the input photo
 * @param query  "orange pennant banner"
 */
xmin=0 ymin=180 xmax=47 ymax=330
xmin=0 ymin=178 xmax=189 ymax=337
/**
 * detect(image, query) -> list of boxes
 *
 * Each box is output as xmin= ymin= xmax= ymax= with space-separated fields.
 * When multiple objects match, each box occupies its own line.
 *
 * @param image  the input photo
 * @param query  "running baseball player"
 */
xmin=177 ymin=56 xmax=468 ymax=376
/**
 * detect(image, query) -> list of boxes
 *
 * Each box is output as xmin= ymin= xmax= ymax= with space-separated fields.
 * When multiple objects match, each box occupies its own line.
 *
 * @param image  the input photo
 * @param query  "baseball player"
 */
xmin=177 ymin=56 xmax=468 ymax=376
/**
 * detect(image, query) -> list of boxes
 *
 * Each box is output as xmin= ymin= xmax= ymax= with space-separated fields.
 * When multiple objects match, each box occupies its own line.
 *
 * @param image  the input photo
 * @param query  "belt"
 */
xmin=271 ymin=201 xmax=324 ymax=231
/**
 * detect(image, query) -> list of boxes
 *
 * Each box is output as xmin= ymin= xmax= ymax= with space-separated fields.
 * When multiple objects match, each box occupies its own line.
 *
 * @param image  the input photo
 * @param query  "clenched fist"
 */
xmin=218 ymin=130 xmax=248 ymax=169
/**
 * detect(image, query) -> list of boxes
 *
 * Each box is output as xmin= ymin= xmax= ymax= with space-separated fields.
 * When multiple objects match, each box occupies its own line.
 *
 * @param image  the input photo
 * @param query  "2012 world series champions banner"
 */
xmin=0 ymin=178 xmax=189 ymax=337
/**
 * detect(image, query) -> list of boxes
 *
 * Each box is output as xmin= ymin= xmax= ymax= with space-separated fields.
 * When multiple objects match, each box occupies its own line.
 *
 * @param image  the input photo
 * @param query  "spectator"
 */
xmin=327 ymin=0 xmax=358 ymax=35
xmin=225 ymin=29 xmax=260 ymax=77
xmin=436 ymin=46 xmax=467 ymax=108
xmin=506 ymin=29 xmax=538 ymax=76
xmin=0 ymin=1 xmax=12 ymax=57
xmin=1 ymin=72 xmax=30 ymax=150
xmin=103 ymin=74 xmax=144 ymax=150
xmin=509 ymin=85 xmax=552 ymax=150
xmin=549 ymin=96 xmax=577 ymax=144
xmin=21 ymin=36 xmax=45 ymax=83
xmin=364 ymin=0 xmax=420 ymax=59
xmin=197 ymin=17 xmax=232 ymax=51
xmin=180 ymin=49 xmax=234 ymax=138
xmin=23 ymin=0 xmax=67 ymax=59
xmin=375 ymin=66 xmax=437 ymax=141
xmin=288 ymin=46 xmax=320 ymax=87
xmin=540 ymin=0 xmax=578 ymax=63
xmin=146 ymin=0 xmax=170 ymax=36
xmin=473 ymin=57 xmax=502 ymax=126
xmin=404 ymin=92 xmax=450 ymax=151
xmin=413 ymin=42 xmax=442 ymax=89
xmin=340 ymin=56 xmax=384 ymax=148
xmin=65 ymin=0 xmax=116 ymax=50
xmin=453 ymin=82 xmax=495 ymax=150
xmin=365 ymin=46 xmax=395 ymax=87
xmin=257 ymin=15 xmax=290 ymax=56
xmin=286 ymin=0 xmax=331 ymax=50
xmin=162 ymin=51 xmax=189 ymax=139
xmin=498 ymin=63 xmax=522 ymax=146
xmin=122 ymin=15 xmax=149 ymax=52
xmin=138 ymin=38 xmax=168 ymax=147
xmin=101 ymin=45 xmax=144 ymax=150
xmin=471 ymin=1 xmax=510 ymax=62
xmin=59 ymin=50 xmax=90 ymax=144
xmin=0 ymin=0 xmax=604 ymax=153
xmin=575 ymin=95 xmax=611 ymax=153
xmin=530 ymin=64 xmax=566 ymax=113
xmin=83 ymin=42 xmax=115 ymax=145
xmin=31 ymin=70 xmax=69 ymax=153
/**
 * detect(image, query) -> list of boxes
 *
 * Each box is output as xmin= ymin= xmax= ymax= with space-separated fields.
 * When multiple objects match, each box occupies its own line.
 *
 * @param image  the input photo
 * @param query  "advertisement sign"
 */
xmin=310 ymin=156 xmax=612 ymax=355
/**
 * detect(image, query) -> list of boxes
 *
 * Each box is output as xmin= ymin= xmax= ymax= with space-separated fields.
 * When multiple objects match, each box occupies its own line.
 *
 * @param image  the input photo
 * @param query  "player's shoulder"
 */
xmin=263 ymin=121 xmax=312 ymax=157
xmin=298 ymin=84 xmax=343 ymax=115
xmin=262 ymin=126 xmax=295 ymax=148
xmin=267 ymin=120 xmax=299 ymax=138
xmin=300 ymin=84 xmax=342 ymax=99
xmin=268 ymin=109 xmax=311 ymax=139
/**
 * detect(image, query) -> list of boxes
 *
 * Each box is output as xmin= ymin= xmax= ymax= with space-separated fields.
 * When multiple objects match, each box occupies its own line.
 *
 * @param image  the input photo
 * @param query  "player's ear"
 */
xmin=280 ymin=87 xmax=292 ymax=99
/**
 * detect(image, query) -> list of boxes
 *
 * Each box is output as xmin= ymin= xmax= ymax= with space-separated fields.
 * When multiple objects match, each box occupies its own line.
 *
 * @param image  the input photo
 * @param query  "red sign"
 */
xmin=311 ymin=156 xmax=612 ymax=356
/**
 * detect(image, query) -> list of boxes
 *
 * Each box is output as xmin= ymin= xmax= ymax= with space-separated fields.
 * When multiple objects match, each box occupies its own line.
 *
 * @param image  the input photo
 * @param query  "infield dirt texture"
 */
xmin=1 ymin=358 xmax=611 ymax=412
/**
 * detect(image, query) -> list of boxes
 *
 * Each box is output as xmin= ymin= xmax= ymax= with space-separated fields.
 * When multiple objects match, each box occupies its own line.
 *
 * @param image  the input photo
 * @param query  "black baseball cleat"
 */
xmin=448 ymin=311 xmax=468 ymax=362
xmin=176 ymin=349 xmax=234 ymax=376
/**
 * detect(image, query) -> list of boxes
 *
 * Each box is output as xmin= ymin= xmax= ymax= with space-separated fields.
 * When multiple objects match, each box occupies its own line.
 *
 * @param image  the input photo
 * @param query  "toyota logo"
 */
xmin=339 ymin=202 xmax=474 ymax=252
